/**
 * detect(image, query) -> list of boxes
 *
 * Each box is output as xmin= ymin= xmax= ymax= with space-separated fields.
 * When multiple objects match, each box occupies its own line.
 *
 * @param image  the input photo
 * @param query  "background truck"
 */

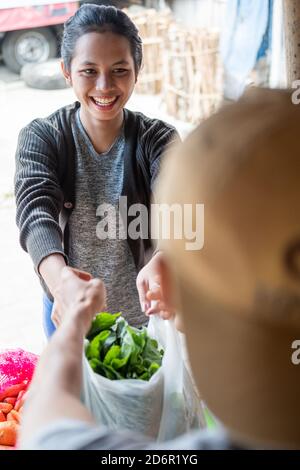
xmin=0 ymin=0 xmax=147 ymax=74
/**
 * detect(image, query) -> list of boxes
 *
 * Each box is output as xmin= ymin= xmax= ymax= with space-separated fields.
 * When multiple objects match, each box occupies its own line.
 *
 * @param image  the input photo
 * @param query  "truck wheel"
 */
xmin=2 ymin=27 xmax=57 ymax=74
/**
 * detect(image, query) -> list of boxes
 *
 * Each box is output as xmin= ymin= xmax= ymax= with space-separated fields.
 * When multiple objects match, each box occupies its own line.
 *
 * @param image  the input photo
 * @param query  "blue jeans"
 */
xmin=43 ymin=294 xmax=56 ymax=338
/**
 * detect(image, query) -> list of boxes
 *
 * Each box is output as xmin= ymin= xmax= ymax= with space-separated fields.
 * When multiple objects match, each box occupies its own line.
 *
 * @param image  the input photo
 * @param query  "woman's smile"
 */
xmin=90 ymin=95 xmax=120 ymax=111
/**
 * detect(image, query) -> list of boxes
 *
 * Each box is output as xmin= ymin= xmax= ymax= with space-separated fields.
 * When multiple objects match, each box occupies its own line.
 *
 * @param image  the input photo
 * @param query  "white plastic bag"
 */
xmin=81 ymin=315 xmax=206 ymax=441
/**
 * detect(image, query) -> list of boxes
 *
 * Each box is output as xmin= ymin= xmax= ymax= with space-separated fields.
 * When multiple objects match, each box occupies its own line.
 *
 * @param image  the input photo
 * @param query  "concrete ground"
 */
xmin=0 ymin=64 xmax=193 ymax=355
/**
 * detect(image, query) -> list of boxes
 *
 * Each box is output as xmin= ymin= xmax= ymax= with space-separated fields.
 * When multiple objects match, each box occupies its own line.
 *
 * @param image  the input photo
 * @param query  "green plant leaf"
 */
xmin=85 ymin=312 xmax=164 ymax=381
xmin=86 ymin=329 xmax=111 ymax=359
xmin=103 ymin=344 xmax=121 ymax=366
xmin=142 ymin=337 xmax=164 ymax=365
xmin=87 ymin=312 xmax=121 ymax=340
xmin=101 ymin=331 xmax=117 ymax=359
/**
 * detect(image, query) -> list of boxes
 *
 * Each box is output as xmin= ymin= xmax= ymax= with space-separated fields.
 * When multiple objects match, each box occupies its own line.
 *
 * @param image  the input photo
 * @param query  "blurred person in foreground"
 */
xmin=19 ymin=88 xmax=300 ymax=450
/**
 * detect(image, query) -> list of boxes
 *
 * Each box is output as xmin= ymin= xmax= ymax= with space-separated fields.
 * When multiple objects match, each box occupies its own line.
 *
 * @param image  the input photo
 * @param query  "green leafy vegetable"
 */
xmin=85 ymin=312 xmax=164 ymax=381
xmin=87 ymin=312 xmax=121 ymax=340
xmin=86 ymin=330 xmax=111 ymax=359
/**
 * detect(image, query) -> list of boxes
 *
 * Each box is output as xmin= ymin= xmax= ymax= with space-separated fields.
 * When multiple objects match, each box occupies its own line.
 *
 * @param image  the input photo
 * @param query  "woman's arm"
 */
xmin=39 ymin=256 xmax=96 ymax=327
xmin=136 ymin=123 xmax=180 ymax=316
xmin=148 ymin=124 xmax=180 ymax=189
xmin=15 ymin=121 xmax=67 ymax=274
xmin=39 ymin=253 xmax=67 ymax=296
xmin=19 ymin=268 xmax=106 ymax=442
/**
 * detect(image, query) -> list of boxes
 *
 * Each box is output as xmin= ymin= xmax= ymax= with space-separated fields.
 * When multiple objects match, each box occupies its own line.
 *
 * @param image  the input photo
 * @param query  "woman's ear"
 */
xmin=61 ymin=60 xmax=72 ymax=86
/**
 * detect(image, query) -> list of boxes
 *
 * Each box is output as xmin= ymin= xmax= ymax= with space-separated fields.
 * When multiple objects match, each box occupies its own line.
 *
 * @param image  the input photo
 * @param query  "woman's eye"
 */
xmin=82 ymin=69 xmax=96 ymax=75
xmin=113 ymin=69 xmax=128 ymax=75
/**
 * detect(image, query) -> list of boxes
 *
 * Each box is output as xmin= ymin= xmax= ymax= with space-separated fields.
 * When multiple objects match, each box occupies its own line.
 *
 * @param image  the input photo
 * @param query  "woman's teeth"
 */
xmin=92 ymin=97 xmax=117 ymax=106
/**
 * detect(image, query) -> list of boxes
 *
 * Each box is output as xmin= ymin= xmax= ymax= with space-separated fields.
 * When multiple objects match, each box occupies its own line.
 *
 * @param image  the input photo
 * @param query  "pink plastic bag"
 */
xmin=0 ymin=348 xmax=38 ymax=393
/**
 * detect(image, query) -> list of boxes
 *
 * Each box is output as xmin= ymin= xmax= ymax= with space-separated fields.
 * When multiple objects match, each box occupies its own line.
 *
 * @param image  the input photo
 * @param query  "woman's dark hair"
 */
xmin=61 ymin=4 xmax=143 ymax=75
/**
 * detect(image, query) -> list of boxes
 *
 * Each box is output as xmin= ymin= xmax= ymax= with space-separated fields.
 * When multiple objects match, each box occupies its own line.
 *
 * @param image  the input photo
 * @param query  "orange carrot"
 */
xmin=0 ymin=403 xmax=13 ymax=414
xmin=14 ymin=390 xmax=26 ymax=412
xmin=6 ymin=412 xmax=14 ymax=422
xmin=3 ymin=397 xmax=16 ymax=406
xmin=0 ymin=421 xmax=18 ymax=446
xmin=16 ymin=389 xmax=26 ymax=401
xmin=0 ymin=410 xmax=5 ymax=422
xmin=0 ymin=444 xmax=15 ymax=450
xmin=6 ymin=410 xmax=20 ymax=424
xmin=0 ymin=383 xmax=26 ymax=401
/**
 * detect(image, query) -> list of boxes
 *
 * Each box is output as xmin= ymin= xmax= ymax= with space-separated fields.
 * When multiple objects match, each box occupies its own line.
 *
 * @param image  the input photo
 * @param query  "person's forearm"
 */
xmin=32 ymin=319 xmax=84 ymax=397
xmin=39 ymin=253 xmax=67 ymax=295
xmin=20 ymin=317 xmax=94 ymax=442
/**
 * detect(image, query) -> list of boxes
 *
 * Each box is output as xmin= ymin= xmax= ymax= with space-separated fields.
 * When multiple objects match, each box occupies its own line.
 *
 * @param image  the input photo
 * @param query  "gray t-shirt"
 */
xmin=21 ymin=420 xmax=236 ymax=450
xmin=68 ymin=111 xmax=144 ymax=328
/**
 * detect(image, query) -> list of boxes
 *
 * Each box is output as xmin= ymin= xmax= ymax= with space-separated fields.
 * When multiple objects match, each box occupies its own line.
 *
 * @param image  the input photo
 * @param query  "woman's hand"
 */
xmin=52 ymin=267 xmax=107 ymax=334
xmin=136 ymin=251 xmax=174 ymax=320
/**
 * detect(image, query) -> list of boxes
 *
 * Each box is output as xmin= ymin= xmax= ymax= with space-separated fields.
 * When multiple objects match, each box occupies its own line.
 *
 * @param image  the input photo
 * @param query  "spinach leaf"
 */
xmin=86 ymin=329 xmax=110 ymax=359
xmin=85 ymin=312 xmax=164 ymax=381
xmin=87 ymin=312 xmax=121 ymax=340
xmin=103 ymin=344 xmax=121 ymax=366
xmin=142 ymin=337 xmax=164 ymax=365
xmin=101 ymin=331 xmax=117 ymax=359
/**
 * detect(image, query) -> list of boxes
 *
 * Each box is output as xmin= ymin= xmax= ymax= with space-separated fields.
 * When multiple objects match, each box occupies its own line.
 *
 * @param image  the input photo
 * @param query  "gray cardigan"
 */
xmin=14 ymin=101 xmax=178 ymax=295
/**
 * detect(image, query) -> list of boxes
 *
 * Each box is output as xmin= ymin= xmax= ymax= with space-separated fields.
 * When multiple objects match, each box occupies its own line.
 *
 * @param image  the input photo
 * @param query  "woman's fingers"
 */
xmin=50 ymin=302 xmax=60 ymax=327
xmin=146 ymin=300 xmax=165 ymax=315
xmin=136 ymin=277 xmax=150 ymax=312
xmin=54 ymin=268 xmax=106 ymax=329
xmin=145 ymin=286 xmax=175 ymax=319
xmin=69 ymin=267 xmax=92 ymax=281
xmin=88 ymin=278 xmax=107 ymax=312
xmin=61 ymin=266 xmax=92 ymax=282
xmin=146 ymin=286 xmax=162 ymax=301
xmin=160 ymin=310 xmax=174 ymax=320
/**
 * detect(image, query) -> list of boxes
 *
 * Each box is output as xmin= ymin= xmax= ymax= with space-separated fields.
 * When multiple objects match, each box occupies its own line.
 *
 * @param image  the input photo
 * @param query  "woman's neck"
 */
xmin=80 ymin=108 xmax=124 ymax=154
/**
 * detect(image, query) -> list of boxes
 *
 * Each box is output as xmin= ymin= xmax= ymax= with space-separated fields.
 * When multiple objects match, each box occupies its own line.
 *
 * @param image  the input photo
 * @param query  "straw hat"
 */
xmin=155 ymin=88 xmax=300 ymax=448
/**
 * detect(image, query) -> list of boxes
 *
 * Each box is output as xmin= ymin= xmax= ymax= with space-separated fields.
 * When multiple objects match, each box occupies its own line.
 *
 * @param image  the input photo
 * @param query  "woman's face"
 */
xmin=63 ymin=31 xmax=137 ymax=124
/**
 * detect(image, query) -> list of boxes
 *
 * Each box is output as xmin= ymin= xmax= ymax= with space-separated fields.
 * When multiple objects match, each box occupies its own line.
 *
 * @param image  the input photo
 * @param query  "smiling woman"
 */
xmin=14 ymin=4 xmax=179 ymax=337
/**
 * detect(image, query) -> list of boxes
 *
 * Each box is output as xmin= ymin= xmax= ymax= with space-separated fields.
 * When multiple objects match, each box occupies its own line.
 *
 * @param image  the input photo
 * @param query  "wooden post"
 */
xmin=283 ymin=0 xmax=300 ymax=86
